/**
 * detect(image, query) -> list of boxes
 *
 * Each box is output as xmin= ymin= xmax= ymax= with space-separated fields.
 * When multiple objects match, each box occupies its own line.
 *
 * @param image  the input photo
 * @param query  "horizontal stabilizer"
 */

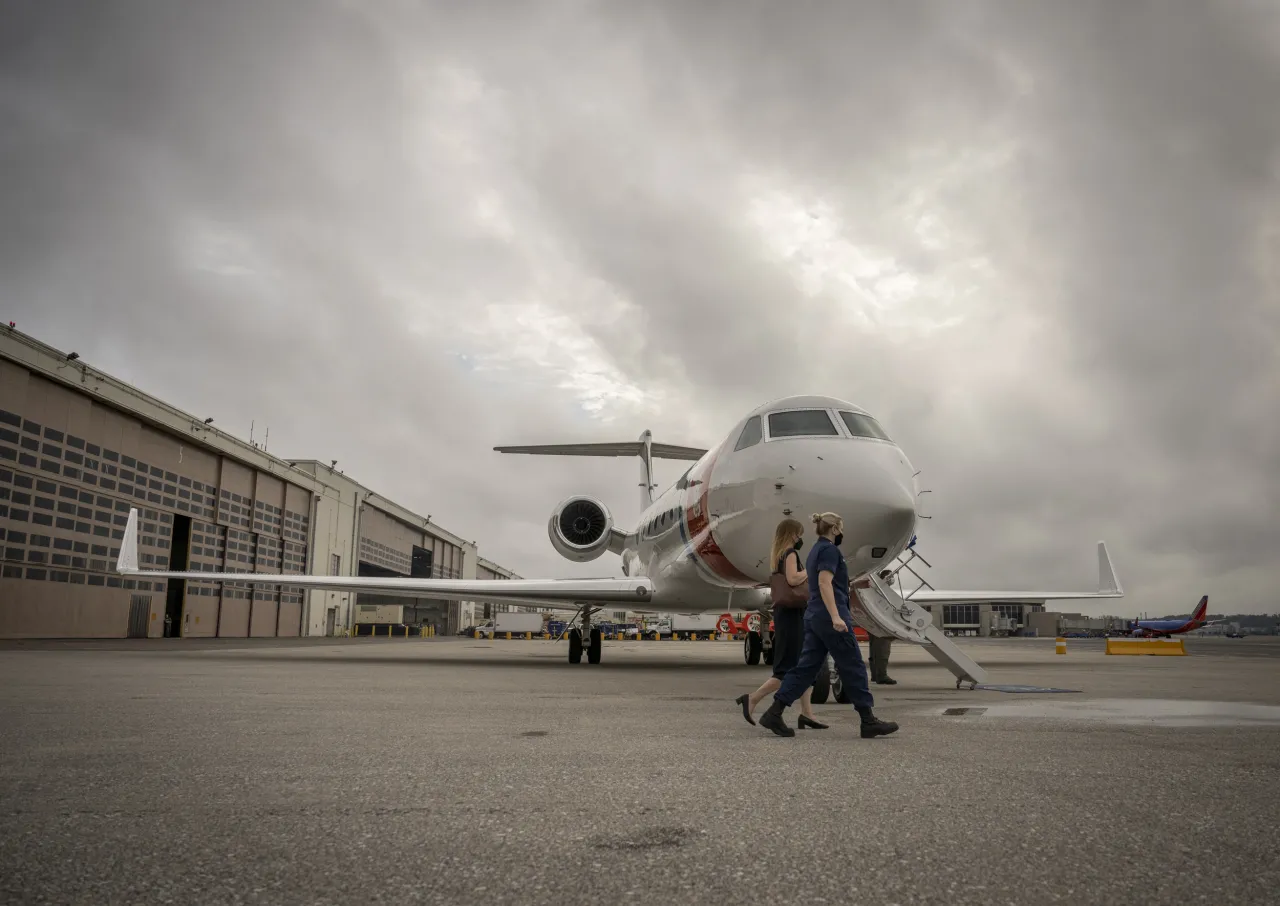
xmin=495 ymin=441 xmax=705 ymax=461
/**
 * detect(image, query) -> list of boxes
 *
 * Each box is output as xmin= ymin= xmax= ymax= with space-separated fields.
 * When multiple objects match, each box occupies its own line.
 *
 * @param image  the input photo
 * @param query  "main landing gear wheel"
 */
xmin=810 ymin=661 xmax=832 ymax=705
xmin=744 ymin=631 xmax=762 ymax=665
xmin=588 ymin=627 xmax=603 ymax=665
xmin=832 ymin=670 xmax=856 ymax=704
xmin=568 ymin=628 xmax=583 ymax=664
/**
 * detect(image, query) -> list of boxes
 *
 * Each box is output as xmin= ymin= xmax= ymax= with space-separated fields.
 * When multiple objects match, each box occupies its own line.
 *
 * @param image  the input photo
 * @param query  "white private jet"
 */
xmin=115 ymin=394 xmax=1123 ymax=693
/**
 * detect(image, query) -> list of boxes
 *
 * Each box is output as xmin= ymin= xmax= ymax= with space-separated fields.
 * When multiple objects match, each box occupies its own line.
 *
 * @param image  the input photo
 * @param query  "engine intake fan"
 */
xmin=548 ymin=496 xmax=614 ymax=563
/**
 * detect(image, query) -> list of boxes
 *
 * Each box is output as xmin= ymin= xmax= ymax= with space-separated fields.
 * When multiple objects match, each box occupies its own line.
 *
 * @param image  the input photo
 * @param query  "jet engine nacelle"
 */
xmin=548 ymin=496 xmax=614 ymax=563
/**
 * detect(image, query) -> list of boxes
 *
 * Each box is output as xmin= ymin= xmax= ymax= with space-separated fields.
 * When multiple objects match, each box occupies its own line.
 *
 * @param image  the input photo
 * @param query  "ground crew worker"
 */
xmin=869 ymin=569 xmax=897 ymax=685
xmin=869 ymin=635 xmax=895 ymax=684
xmin=758 ymin=512 xmax=899 ymax=739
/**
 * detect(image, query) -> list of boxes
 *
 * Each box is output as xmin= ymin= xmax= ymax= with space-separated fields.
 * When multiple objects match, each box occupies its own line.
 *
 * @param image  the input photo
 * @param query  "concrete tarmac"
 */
xmin=2 ymin=634 xmax=1278 ymax=905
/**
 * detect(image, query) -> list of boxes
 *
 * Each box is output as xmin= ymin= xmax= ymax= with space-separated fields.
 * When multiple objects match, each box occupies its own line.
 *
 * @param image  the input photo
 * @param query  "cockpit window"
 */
xmin=767 ymin=410 xmax=839 ymax=438
xmin=839 ymin=411 xmax=891 ymax=441
xmin=733 ymin=415 xmax=762 ymax=451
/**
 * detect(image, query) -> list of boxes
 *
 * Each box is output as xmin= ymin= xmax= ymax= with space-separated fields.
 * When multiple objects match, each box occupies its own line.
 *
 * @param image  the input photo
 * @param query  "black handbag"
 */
xmin=770 ymin=553 xmax=808 ymax=609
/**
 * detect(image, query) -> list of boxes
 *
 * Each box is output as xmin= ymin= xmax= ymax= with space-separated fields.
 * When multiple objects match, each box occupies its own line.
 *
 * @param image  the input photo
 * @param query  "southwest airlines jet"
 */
xmin=1129 ymin=595 xmax=1216 ymax=637
xmin=116 ymin=394 xmax=1123 ymax=688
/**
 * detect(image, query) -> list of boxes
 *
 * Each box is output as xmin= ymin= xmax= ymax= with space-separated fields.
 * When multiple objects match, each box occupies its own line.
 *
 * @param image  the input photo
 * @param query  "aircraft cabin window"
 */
xmin=767 ymin=410 xmax=839 ymax=438
xmin=839 ymin=411 xmax=892 ymax=441
xmin=734 ymin=416 xmax=763 ymax=451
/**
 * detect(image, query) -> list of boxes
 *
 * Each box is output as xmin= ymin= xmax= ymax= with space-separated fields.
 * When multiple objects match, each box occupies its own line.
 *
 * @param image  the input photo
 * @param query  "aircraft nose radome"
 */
xmin=783 ymin=446 xmax=917 ymax=543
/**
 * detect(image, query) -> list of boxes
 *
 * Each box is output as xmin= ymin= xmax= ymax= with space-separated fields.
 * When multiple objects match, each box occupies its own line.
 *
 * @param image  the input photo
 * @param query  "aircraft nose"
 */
xmin=846 ymin=471 xmax=917 ymax=550
xmin=782 ymin=443 xmax=917 ymax=562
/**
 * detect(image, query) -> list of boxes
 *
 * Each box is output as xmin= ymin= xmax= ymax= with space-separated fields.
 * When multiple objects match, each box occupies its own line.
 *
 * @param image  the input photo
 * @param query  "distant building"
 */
xmin=0 ymin=326 xmax=519 ymax=638
xmin=914 ymin=601 xmax=1048 ymax=636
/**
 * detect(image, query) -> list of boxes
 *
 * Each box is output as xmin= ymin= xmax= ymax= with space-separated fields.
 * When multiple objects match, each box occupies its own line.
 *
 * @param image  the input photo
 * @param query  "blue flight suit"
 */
xmin=773 ymin=536 xmax=875 ymax=712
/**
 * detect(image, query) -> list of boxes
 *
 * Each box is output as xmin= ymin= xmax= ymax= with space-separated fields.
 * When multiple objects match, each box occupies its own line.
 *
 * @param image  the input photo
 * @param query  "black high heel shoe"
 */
xmin=735 ymin=694 xmax=756 ymax=725
xmin=797 ymin=714 xmax=829 ymax=730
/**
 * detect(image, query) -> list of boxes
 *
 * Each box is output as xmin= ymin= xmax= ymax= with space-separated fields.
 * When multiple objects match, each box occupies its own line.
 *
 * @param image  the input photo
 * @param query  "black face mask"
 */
xmin=833 ymin=533 xmax=844 ymax=547
xmin=793 ymin=538 xmax=804 ymax=551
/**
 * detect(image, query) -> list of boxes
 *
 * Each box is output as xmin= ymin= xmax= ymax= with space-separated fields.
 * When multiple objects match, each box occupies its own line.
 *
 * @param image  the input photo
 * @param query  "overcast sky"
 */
xmin=2 ymin=1 xmax=1277 ymax=616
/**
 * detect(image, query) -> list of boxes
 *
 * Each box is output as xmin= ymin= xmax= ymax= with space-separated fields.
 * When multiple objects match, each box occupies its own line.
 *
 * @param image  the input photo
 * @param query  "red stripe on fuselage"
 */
xmin=683 ymin=445 xmax=754 ymax=585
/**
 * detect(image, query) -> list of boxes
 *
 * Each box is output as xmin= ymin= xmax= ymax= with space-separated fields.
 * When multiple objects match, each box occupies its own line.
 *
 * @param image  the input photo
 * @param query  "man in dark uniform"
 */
xmin=869 ymin=569 xmax=897 ymax=685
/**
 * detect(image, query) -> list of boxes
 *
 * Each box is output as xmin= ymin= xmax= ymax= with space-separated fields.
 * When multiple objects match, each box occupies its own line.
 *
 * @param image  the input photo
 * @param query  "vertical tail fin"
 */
xmin=638 ymin=430 xmax=654 ymax=511
xmin=494 ymin=434 xmax=706 ymax=513
xmin=1191 ymin=594 xmax=1209 ymax=623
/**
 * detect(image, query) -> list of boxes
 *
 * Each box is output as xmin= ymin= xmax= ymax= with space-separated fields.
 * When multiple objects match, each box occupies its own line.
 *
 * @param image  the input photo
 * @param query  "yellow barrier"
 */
xmin=1055 ymin=637 xmax=1067 ymax=655
xmin=1106 ymin=638 xmax=1186 ymax=656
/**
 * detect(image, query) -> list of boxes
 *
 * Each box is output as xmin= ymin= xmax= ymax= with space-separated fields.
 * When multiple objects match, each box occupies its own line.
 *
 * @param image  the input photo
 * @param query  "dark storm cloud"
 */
xmin=1 ymin=1 xmax=1276 ymax=612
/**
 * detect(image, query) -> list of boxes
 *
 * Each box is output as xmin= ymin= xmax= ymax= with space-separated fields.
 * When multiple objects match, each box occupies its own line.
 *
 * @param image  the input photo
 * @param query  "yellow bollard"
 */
xmin=506 ymin=631 xmax=511 ymax=640
xmin=1055 ymin=637 xmax=1067 ymax=655
xmin=526 ymin=631 xmax=532 ymax=640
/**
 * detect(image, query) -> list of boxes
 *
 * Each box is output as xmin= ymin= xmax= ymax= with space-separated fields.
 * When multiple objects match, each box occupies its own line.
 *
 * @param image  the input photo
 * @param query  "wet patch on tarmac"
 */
xmin=943 ymin=707 xmax=987 ymax=716
xmin=973 ymin=684 xmax=1081 ymax=693
xmin=591 ymin=826 xmax=698 ymax=851
xmin=662 ymin=694 xmax=722 ymax=701
xmin=957 ymin=698 xmax=1280 ymax=727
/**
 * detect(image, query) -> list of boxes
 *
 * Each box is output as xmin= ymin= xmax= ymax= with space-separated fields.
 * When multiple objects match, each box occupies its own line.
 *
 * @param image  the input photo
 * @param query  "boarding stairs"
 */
xmin=850 ymin=537 xmax=989 ymax=688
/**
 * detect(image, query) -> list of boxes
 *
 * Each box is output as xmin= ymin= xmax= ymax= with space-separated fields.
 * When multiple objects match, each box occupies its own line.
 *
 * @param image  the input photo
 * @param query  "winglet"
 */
xmin=1098 ymin=541 xmax=1122 ymax=595
xmin=117 ymin=508 xmax=140 ymax=574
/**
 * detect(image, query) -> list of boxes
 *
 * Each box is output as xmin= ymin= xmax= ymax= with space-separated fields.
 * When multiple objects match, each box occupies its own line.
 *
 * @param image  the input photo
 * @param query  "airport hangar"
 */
xmin=0 ymin=325 xmax=526 ymax=640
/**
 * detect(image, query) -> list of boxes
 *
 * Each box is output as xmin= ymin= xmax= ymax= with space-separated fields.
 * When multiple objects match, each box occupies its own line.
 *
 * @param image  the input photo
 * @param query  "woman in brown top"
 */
xmin=735 ymin=518 xmax=827 ymax=729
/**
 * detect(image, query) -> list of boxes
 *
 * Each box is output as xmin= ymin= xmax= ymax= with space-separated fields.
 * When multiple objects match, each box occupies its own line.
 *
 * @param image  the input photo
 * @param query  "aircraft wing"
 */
xmin=905 ymin=541 xmax=1124 ymax=604
xmin=115 ymin=509 xmax=652 ymax=609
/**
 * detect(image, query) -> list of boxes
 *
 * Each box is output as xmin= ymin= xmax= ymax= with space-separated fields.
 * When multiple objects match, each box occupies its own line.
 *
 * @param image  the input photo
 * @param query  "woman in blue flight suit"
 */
xmin=735 ymin=517 xmax=827 ymax=729
xmin=759 ymin=512 xmax=900 ymax=739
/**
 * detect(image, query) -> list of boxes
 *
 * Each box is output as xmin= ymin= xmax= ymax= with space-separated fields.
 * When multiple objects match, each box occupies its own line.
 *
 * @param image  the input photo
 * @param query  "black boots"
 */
xmin=759 ymin=699 xmax=794 ymax=737
xmin=758 ymin=699 xmax=898 ymax=738
xmin=857 ymin=707 xmax=900 ymax=738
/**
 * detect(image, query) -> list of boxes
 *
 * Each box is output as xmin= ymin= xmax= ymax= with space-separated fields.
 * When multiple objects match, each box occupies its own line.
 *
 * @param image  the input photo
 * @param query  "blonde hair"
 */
xmin=811 ymin=511 xmax=843 ymax=538
xmin=770 ymin=518 xmax=804 ymax=572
